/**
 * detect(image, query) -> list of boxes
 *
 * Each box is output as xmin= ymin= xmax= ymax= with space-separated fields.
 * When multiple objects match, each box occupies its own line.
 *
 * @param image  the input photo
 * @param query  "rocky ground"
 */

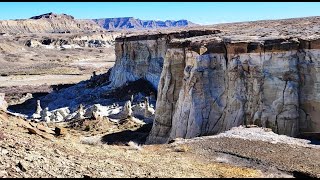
xmin=2 ymin=15 xmax=320 ymax=178
xmin=0 ymin=32 xmax=116 ymax=76
xmin=0 ymin=32 xmax=118 ymax=106
xmin=1 ymin=111 xmax=319 ymax=178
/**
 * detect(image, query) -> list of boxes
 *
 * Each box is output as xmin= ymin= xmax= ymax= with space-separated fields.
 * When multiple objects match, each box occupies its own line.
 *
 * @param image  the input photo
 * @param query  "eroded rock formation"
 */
xmin=24 ymin=33 xmax=118 ymax=49
xmin=0 ymin=93 xmax=8 ymax=111
xmin=31 ymin=100 xmax=42 ymax=119
xmin=147 ymin=36 xmax=320 ymax=143
xmin=144 ymin=97 xmax=155 ymax=119
xmin=40 ymin=107 xmax=52 ymax=122
xmin=74 ymin=104 xmax=85 ymax=120
xmin=108 ymin=29 xmax=221 ymax=89
xmin=108 ymin=26 xmax=320 ymax=144
xmin=0 ymin=13 xmax=104 ymax=34
xmin=13 ymin=16 xmax=320 ymax=145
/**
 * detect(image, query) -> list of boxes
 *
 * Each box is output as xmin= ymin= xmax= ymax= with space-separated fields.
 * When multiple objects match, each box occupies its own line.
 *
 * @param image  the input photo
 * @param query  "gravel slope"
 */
xmin=171 ymin=126 xmax=320 ymax=178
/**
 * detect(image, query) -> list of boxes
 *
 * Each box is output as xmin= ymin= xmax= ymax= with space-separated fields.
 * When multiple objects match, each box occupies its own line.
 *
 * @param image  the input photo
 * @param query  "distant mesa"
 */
xmin=92 ymin=17 xmax=198 ymax=30
xmin=28 ymin=13 xmax=198 ymax=30
xmin=30 ymin=12 xmax=75 ymax=20
xmin=0 ymin=12 xmax=198 ymax=34
xmin=0 ymin=12 xmax=103 ymax=34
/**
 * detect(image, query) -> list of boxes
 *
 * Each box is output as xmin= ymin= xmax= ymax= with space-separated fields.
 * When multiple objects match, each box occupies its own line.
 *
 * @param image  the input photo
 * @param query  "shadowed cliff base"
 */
xmin=5 ymin=83 xmax=75 ymax=115
xmin=103 ymin=78 xmax=157 ymax=102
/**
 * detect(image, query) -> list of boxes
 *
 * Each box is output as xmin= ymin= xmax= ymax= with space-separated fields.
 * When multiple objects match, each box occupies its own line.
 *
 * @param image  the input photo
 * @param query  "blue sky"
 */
xmin=0 ymin=2 xmax=320 ymax=25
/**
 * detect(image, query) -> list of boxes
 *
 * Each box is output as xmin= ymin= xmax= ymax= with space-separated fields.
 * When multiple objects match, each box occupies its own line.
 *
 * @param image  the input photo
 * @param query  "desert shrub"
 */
xmin=80 ymin=136 xmax=100 ymax=145
xmin=173 ymin=145 xmax=189 ymax=152
xmin=84 ymin=125 xmax=90 ymax=131
xmin=0 ymin=131 xmax=4 ymax=141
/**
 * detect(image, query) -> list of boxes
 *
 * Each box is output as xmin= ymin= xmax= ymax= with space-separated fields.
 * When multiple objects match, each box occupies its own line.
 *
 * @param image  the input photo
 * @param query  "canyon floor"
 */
xmin=0 ymin=111 xmax=319 ymax=178
xmin=0 ymin=32 xmax=117 ymax=106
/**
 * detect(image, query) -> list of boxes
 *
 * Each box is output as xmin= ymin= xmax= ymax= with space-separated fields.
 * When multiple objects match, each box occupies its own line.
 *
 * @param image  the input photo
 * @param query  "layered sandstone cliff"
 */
xmin=107 ymin=29 xmax=221 ymax=89
xmin=11 ymin=16 xmax=320 ymax=145
xmin=0 ymin=13 xmax=104 ymax=34
xmin=24 ymin=32 xmax=119 ymax=48
xmin=109 ymin=20 xmax=320 ymax=144
xmin=147 ymin=35 xmax=320 ymax=143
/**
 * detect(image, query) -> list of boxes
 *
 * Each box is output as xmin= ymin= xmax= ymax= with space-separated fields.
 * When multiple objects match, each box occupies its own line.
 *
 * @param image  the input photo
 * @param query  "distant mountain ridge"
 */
xmin=92 ymin=17 xmax=197 ymax=30
xmin=0 ymin=13 xmax=197 ymax=34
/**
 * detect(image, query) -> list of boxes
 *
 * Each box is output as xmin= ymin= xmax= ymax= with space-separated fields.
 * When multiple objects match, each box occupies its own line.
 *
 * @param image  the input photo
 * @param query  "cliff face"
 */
xmin=146 ymin=36 xmax=320 ymax=144
xmin=107 ymin=35 xmax=166 ymax=89
xmin=24 ymin=32 xmax=118 ymax=48
xmin=0 ymin=13 xmax=104 ymax=34
xmin=110 ymin=25 xmax=320 ymax=144
xmin=108 ymin=30 xmax=221 ymax=89
xmin=0 ymin=13 xmax=196 ymax=34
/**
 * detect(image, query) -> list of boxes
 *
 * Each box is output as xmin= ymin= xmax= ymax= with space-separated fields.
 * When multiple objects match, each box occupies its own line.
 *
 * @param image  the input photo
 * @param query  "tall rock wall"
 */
xmin=108 ymin=30 xmax=221 ymax=90
xmin=107 ymin=36 xmax=167 ymax=89
xmin=147 ymin=36 xmax=320 ymax=144
xmin=110 ymin=30 xmax=320 ymax=144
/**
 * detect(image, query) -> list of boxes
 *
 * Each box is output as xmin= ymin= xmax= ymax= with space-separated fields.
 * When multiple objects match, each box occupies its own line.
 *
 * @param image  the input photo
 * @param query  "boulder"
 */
xmin=31 ymin=100 xmax=42 ymax=119
xmin=74 ymin=104 xmax=85 ymax=120
xmin=54 ymin=126 xmax=67 ymax=136
xmin=108 ymin=100 xmax=133 ymax=120
xmin=26 ymin=126 xmax=54 ymax=140
xmin=0 ymin=93 xmax=8 ymax=111
xmin=40 ymin=107 xmax=52 ymax=122
xmin=36 ymin=123 xmax=55 ymax=134
xmin=144 ymin=97 xmax=155 ymax=119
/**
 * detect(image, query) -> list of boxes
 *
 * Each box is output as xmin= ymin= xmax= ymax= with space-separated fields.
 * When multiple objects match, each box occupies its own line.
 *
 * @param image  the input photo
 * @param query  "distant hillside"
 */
xmin=92 ymin=17 xmax=197 ymax=30
xmin=0 ymin=12 xmax=105 ymax=34
xmin=0 ymin=13 xmax=197 ymax=34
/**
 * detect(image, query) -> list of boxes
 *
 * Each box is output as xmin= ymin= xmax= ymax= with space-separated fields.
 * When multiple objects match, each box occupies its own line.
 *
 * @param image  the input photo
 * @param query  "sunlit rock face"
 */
xmin=108 ymin=30 xmax=221 ymax=90
xmin=108 ymin=36 xmax=167 ymax=90
xmin=0 ymin=93 xmax=8 ymax=111
xmin=110 ymin=29 xmax=320 ymax=144
xmin=0 ymin=12 xmax=104 ymax=34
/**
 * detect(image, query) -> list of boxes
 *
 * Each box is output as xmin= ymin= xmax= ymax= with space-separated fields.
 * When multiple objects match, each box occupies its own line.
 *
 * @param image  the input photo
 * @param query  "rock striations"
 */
xmin=106 ymin=17 xmax=320 ymax=144
xmin=107 ymin=29 xmax=221 ymax=89
xmin=11 ymin=15 xmax=320 ymax=145
xmin=0 ymin=13 xmax=197 ymax=34
xmin=0 ymin=13 xmax=104 ymax=34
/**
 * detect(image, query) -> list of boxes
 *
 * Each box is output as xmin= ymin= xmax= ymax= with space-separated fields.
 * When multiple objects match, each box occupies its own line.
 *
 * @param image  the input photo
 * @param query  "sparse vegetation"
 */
xmin=173 ymin=145 xmax=189 ymax=152
xmin=84 ymin=125 xmax=90 ymax=131
xmin=0 ymin=130 xmax=5 ymax=141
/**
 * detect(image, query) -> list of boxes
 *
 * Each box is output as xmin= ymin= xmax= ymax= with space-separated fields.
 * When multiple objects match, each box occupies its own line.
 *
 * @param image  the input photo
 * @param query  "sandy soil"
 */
xmin=0 ymin=112 xmax=265 ymax=178
xmin=0 ymin=75 xmax=92 ymax=87
xmin=2 ymin=112 xmax=319 ymax=178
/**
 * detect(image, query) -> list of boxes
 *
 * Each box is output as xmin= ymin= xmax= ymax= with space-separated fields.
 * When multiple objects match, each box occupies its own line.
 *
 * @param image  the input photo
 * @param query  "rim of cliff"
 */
xmin=115 ymin=16 xmax=320 ymax=43
xmin=115 ymin=28 xmax=222 ymax=42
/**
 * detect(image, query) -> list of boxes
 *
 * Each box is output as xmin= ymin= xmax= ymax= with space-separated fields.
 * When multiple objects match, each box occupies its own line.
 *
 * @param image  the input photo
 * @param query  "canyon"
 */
xmin=5 ymin=15 xmax=320 ymax=143
xmin=1 ymin=12 xmax=320 ymax=178
xmin=105 ymin=17 xmax=320 ymax=143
